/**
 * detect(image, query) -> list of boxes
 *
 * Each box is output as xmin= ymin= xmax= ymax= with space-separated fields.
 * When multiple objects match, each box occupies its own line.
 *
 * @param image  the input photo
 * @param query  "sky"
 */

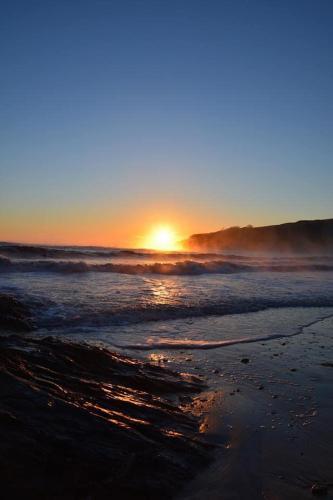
xmin=0 ymin=0 xmax=332 ymax=246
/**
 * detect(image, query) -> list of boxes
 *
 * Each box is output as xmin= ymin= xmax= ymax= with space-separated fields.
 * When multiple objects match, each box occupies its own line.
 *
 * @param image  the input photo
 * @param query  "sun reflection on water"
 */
xmin=144 ymin=278 xmax=182 ymax=307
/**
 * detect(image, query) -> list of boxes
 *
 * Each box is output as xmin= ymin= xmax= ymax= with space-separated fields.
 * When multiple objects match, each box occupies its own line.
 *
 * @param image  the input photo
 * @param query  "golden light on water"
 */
xmin=144 ymin=225 xmax=181 ymax=251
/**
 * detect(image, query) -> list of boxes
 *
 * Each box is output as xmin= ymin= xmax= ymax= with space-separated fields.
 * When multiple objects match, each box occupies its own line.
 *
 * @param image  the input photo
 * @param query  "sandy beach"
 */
xmin=1 ymin=291 xmax=332 ymax=498
xmin=175 ymin=312 xmax=333 ymax=499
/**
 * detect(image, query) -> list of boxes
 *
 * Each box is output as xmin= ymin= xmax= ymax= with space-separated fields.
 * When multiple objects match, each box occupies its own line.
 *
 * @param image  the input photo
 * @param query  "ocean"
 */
xmin=1 ymin=243 xmax=333 ymax=355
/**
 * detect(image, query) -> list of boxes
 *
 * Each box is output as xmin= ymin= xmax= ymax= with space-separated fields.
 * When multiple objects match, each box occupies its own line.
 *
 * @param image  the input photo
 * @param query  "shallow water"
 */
xmin=176 ymin=314 xmax=333 ymax=500
xmin=2 ymin=243 xmax=333 ymax=499
xmin=1 ymin=244 xmax=333 ymax=346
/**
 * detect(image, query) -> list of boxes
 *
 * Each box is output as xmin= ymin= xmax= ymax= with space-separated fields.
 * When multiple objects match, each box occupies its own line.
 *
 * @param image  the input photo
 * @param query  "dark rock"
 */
xmin=241 ymin=358 xmax=249 ymax=364
xmin=311 ymin=483 xmax=328 ymax=496
xmin=0 ymin=293 xmax=35 ymax=332
xmin=179 ymin=395 xmax=192 ymax=404
xmin=0 ymin=335 xmax=210 ymax=499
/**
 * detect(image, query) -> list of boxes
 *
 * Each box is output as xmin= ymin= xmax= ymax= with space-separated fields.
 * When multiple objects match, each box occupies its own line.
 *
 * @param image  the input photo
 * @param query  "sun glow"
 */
xmin=144 ymin=225 xmax=181 ymax=251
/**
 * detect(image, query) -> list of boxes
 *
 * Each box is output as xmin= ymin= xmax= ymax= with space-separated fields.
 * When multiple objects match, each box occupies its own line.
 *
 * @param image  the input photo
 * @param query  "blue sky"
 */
xmin=0 ymin=0 xmax=332 ymax=245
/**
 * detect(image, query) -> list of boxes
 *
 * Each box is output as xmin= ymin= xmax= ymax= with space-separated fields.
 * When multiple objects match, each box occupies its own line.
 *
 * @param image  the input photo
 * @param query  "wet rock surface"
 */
xmin=311 ymin=483 xmax=328 ymax=496
xmin=0 ymin=293 xmax=35 ymax=331
xmin=0 ymin=335 xmax=210 ymax=499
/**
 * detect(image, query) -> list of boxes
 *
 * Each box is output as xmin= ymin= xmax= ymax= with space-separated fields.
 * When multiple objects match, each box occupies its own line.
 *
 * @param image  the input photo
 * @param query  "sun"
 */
xmin=144 ymin=225 xmax=180 ymax=251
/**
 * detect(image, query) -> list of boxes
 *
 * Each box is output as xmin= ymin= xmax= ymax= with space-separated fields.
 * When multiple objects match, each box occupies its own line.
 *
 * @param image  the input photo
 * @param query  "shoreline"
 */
xmin=1 ymin=293 xmax=332 ymax=498
xmin=176 ymin=314 xmax=333 ymax=499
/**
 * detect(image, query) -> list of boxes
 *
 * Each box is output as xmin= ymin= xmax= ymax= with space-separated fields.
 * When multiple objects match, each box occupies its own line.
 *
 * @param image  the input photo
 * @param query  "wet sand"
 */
xmin=176 ymin=314 xmax=333 ymax=499
xmin=1 ymin=292 xmax=332 ymax=498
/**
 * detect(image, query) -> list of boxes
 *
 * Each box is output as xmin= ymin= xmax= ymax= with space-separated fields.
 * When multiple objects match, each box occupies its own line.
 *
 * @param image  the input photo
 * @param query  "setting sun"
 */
xmin=144 ymin=225 xmax=180 ymax=251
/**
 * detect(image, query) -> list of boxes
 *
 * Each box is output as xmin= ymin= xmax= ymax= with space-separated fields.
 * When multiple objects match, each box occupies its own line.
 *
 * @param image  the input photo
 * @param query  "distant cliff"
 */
xmin=184 ymin=219 xmax=333 ymax=253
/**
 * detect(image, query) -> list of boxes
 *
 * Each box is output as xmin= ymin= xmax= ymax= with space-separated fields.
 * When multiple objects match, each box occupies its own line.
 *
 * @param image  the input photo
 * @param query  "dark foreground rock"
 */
xmin=0 ymin=335 xmax=210 ymax=499
xmin=0 ymin=293 xmax=35 ymax=331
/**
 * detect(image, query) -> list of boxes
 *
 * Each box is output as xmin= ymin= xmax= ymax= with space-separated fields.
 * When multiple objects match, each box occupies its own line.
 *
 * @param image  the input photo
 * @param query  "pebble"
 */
xmin=311 ymin=484 xmax=328 ymax=496
xmin=241 ymin=358 xmax=250 ymax=364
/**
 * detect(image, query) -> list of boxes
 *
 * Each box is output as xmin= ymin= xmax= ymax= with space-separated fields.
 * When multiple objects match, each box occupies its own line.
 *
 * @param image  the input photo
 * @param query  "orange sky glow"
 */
xmin=0 ymin=202 xmax=226 ymax=248
xmin=1 ymin=194 xmax=324 ymax=249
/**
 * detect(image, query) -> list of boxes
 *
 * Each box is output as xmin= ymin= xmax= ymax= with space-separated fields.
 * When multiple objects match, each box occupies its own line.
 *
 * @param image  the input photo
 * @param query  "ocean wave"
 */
xmin=114 ymin=313 xmax=333 ymax=350
xmin=0 ymin=257 xmax=250 ymax=274
xmin=32 ymin=296 xmax=333 ymax=330
xmin=0 ymin=244 xmax=142 ymax=259
xmin=1 ymin=255 xmax=333 ymax=275
xmin=0 ymin=243 xmax=232 ymax=260
xmin=2 ymin=244 xmax=333 ymax=265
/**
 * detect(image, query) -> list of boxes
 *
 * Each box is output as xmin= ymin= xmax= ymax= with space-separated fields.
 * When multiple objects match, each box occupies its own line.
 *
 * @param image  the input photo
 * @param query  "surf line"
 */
xmin=113 ymin=312 xmax=333 ymax=351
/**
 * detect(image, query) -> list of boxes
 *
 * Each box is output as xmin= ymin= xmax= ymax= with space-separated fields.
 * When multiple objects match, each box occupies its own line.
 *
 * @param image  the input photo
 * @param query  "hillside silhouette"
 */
xmin=185 ymin=219 xmax=333 ymax=253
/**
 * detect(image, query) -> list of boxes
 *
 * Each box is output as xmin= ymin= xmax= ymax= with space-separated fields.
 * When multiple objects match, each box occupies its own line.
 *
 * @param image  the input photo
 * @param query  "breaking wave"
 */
xmin=0 ymin=257 xmax=249 ymax=274
xmin=1 ymin=256 xmax=333 ymax=275
xmin=0 ymin=244 xmax=145 ymax=259
xmin=2 ymin=243 xmax=332 ymax=263
xmin=0 ymin=243 xmax=226 ymax=260
xmin=30 ymin=296 xmax=333 ymax=330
